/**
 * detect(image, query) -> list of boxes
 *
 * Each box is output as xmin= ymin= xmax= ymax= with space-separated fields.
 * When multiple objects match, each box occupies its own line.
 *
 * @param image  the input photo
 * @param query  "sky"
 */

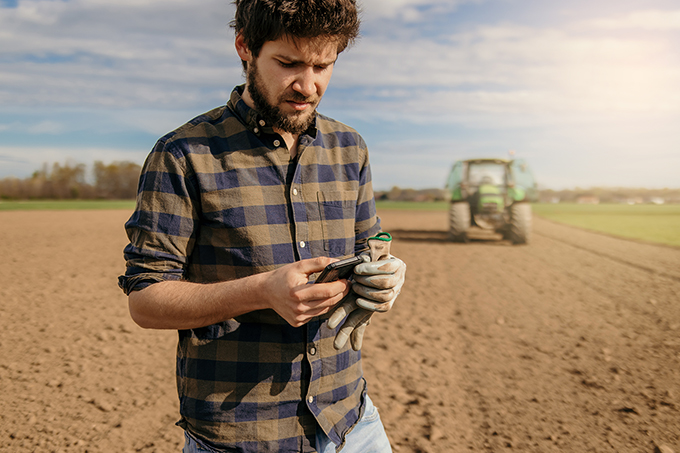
xmin=1 ymin=0 xmax=679 ymax=191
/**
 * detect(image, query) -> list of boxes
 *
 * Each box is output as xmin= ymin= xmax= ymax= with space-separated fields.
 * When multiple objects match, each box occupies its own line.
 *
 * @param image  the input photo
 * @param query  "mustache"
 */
xmin=285 ymin=92 xmax=319 ymax=104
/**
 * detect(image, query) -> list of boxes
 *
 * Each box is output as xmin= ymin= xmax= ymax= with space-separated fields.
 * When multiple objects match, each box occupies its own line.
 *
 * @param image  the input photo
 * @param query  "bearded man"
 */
xmin=119 ymin=1 xmax=406 ymax=452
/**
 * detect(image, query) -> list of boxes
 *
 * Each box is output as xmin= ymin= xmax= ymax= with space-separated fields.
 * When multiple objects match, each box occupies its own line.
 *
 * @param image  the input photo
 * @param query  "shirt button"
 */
xmin=309 ymin=347 xmax=317 ymax=355
xmin=259 ymin=120 xmax=266 ymax=126
xmin=300 ymin=241 xmax=306 ymax=248
xmin=273 ymin=140 xmax=281 ymax=147
xmin=308 ymin=396 xmax=314 ymax=403
xmin=253 ymin=127 xmax=259 ymax=134
xmin=293 ymin=188 xmax=298 ymax=196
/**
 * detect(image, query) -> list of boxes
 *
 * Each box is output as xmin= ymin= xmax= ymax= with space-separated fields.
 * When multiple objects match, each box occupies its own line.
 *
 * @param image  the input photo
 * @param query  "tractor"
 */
xmin=445 ymin=158 xmax=537 ymax=244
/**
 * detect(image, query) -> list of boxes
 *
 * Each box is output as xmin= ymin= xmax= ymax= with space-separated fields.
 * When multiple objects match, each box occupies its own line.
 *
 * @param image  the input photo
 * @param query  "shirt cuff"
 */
xmin=117 ymin=271 xmax=182 ymax=295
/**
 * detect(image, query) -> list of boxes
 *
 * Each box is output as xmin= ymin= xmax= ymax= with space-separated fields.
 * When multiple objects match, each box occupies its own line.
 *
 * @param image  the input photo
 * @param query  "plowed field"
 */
xmin=1 ymin=209 xmax=679 ymax=452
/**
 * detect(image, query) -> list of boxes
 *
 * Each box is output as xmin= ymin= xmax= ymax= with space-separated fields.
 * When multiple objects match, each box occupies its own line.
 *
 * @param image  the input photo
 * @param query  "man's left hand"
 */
xmin=328 ymin=254 xmax=406 ymax=350
xmin=352 ymin=255 xmax=406 ymax=312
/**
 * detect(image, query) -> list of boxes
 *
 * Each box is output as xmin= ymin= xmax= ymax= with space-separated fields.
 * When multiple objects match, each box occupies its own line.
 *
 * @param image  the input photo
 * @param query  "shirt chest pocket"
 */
xmin=317 ymin=190 xmax=357 ymax=257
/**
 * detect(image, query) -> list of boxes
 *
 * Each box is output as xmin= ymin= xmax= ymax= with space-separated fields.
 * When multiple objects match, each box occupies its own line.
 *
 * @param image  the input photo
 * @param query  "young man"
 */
xmin=119 ymin=1 xmax=406 ymax=452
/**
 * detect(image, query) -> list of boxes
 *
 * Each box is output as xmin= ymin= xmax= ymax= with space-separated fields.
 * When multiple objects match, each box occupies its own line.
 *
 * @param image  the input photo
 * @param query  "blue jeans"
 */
xmin=183 ymin=395 xmax=392 ymax=453
xmin=315 ymin=395 xmax=392 ymax=453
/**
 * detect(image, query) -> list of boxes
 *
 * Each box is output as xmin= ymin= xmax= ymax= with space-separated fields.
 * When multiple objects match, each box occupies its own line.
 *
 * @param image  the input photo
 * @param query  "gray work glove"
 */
xmin=328 ymin=233 xmax=406 ymax=350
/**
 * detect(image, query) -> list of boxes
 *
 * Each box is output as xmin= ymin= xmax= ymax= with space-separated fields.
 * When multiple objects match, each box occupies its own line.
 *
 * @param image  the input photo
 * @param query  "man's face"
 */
xmin=238 ymin=35 xmax=338 ymax=135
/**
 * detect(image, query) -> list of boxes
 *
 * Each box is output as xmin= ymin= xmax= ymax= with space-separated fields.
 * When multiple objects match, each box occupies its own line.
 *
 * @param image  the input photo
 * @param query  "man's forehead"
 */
xmin=274 ymin=35 xmax=339 ymax=62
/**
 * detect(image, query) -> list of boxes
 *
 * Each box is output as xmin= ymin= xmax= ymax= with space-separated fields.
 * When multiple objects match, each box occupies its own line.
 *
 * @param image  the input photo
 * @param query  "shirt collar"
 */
xmin=228 ymin=85 xmax=318 ymax=140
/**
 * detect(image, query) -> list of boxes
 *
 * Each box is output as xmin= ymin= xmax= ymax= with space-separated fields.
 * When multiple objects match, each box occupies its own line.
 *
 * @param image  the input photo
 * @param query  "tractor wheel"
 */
xmin=507 ymin=202 xmax=532 ymax=245
xmin=449 ymin=201 xmax=470 ymax=242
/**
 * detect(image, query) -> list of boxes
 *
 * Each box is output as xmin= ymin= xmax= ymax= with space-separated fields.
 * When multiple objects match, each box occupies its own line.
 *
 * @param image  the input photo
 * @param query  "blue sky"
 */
xmin=1 ymin=0 xmax=679 ymax=190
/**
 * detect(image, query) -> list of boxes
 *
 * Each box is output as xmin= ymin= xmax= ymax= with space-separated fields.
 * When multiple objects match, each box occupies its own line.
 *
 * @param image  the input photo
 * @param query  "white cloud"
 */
xmin=584 ymin=9 xmax=680 ymax=31
xmin=332 ymin=17 xmax=680 ymax=125
xmin=0 ymin=0 xmax=240 ymax=108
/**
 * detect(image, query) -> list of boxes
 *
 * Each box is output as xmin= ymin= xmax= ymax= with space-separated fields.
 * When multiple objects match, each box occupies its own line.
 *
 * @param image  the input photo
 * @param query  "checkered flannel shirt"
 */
xmin=119 ymin=86 xmax=381 ymax=452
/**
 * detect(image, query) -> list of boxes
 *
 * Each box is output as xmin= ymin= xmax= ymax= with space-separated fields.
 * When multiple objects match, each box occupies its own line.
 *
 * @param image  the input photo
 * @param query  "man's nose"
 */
xmin=292 ymin=67 xmax=317 ymax=98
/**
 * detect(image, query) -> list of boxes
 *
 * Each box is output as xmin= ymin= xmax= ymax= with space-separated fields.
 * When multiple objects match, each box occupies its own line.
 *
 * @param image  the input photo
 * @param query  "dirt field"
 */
xmin=1 ymin=209 xmax=679 ymax=453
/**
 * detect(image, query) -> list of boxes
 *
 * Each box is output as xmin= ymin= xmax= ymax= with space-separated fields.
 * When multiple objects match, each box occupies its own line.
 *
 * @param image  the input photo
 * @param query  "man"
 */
xmin=119 ymin=1 xmax=406 ymax=452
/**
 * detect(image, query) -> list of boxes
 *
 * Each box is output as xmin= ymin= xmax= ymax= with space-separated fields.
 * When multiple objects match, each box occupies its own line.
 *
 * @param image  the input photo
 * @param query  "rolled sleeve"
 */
xmin=118 ymin=139 xmax=199 ymax=294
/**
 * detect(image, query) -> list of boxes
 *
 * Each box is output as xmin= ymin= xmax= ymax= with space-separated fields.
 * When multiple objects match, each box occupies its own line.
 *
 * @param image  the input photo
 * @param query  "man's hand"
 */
xmin=353 ymin=256 xmax=406 ymax=312
xmin=328 ymin=233 xmax=406 ymax=350
xmin=263 ymin=257 xmax=351 ymax=327
xmin=127 ymin=256 xmax=350 ymax=331
xmin=328 ymin=255 xmax=406 ymax=350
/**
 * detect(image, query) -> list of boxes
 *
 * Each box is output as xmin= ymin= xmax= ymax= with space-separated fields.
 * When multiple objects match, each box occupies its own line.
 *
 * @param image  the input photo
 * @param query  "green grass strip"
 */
xmin=533 ymin=203 xmax=680 ymax=247
xmin=376 ymin=200 xmax=448 ymax=211
xmin=377 ymin=201 xmax=680 ymax=247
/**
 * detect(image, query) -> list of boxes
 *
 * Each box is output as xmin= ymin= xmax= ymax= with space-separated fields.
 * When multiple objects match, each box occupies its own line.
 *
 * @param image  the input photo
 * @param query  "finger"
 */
xmin=297 ymin=256 xmax=340 ymax=275
xmin=302 ymin=301 xmax=341 ymax=319
xmin=284 ymin=289 xmax=350 ymax=327
xmin=353 ymin=273 xmax=401 ymax=289
xmin=352 ymin=282 xmax=399 ymax=302
xmin=327 ymin=294 xmax=357 ymax=329
xmin=350 ymin=313 xmax=372 ymax=351
xmin=296 ymin=278 xmax=349 ymax=302
xmin=354 ymin=257 xmax=404 ymax=275
xmin=356 ymin=296 xmax=396 ymax=313
xmin=333 ymin=308 xmax=372 ymax=350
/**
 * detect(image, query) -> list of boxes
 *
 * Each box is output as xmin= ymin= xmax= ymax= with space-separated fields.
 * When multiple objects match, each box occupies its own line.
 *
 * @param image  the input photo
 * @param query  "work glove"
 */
xmin=328 ymin=233 xmax=406 ymax=350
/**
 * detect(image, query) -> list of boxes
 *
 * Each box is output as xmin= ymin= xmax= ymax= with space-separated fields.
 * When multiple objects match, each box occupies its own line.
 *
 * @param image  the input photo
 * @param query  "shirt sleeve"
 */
xmin=118 ymin=139 xmax=200 ymax=295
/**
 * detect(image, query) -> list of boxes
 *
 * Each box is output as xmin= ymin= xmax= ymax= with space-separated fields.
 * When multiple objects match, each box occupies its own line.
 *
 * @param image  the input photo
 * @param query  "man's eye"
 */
xmin=279 ymin=61 xmax=295 ymax=68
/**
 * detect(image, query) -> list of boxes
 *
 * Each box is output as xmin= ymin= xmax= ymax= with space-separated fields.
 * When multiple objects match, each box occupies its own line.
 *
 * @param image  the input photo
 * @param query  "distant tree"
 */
xmin=19 ymin=161 xmax=93 ymax=199
xmin=0 ymin=160 xmax=141 ymax=200
xmin=94 ymin=161 xmax=141 ymax=199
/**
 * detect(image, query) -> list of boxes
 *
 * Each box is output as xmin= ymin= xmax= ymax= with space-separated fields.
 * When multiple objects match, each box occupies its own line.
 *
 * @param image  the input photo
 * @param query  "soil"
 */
xmin=1 ymin=209 xmax=679 ymax=453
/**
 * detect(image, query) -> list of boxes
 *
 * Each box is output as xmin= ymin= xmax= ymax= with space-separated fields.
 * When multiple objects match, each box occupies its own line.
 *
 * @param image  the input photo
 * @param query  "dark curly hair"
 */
xmin=231 ymin=0 xmax=360 ymax=68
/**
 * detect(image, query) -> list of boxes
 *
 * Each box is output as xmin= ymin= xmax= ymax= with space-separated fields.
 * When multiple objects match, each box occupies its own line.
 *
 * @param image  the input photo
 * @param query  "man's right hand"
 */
xmin=128 ymin=256 xmax=350 ymax=331
xmin=263 ymin=257 xmax=351 ymax=327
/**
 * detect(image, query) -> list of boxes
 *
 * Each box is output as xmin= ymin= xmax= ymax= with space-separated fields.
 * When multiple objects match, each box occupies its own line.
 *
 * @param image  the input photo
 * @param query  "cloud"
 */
xmin=0 ymin=0 xmax=241 ymax=108
xmin=359 ymin=0 xmax=482 ymax=23
xmin=584 ymin=9 xmax=680 ymax=30
xmin=331 ymin=16 xmax=680 ymax=127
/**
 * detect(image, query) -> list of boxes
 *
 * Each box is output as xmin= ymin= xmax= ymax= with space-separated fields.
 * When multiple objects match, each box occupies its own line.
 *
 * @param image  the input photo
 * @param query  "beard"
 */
xmin=246 ymin=60 xmax=319 ymax=135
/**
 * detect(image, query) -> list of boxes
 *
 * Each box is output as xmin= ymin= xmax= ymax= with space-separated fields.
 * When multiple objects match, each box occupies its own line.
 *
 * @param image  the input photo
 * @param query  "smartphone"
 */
xmin=315 ymin=255 xmax=363 ymax=283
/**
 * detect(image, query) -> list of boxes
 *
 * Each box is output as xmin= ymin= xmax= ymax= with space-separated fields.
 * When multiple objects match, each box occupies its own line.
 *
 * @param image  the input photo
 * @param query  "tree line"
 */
xmin=0 ymin=161 xmax=142 ymax=200
xmin=376 ymin=186 xmax=680 ymax=203
xmin=3 ymin=161 xmax=678 ymax=203
xmin=538 ymin=187 xmax=680 ymax=204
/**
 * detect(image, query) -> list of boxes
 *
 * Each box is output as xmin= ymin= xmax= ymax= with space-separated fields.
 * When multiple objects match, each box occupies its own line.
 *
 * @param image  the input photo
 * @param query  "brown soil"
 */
xmin=1 ymin=209 xmax=679 ymax=453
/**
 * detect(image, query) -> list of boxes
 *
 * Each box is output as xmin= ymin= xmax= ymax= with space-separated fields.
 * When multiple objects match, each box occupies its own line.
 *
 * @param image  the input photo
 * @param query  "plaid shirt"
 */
xmin=119 ymin=86 xmax=381 ymax=452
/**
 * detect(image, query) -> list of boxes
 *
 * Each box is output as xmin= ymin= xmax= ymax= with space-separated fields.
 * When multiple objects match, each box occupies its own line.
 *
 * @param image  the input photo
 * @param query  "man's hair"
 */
xmin=231 ymin=0 xmax=360 ymax=64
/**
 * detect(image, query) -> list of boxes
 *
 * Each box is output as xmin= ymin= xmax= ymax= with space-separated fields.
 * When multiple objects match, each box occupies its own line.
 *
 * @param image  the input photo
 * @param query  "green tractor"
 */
xmin=445 ymin=158 xmax=538 ymax=244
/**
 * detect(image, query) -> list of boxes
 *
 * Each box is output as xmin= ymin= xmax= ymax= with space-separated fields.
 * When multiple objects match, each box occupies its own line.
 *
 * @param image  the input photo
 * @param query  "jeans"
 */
xmin=315 ymin=395 xmax=392 ymax=453
xmin=182 ymin=395 xmax=392 ymax=453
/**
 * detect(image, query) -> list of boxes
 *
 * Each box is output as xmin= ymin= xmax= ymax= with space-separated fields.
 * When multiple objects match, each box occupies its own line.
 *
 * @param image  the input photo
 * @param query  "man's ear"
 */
xmin=235 ymin=33 xmax=252 ymax=63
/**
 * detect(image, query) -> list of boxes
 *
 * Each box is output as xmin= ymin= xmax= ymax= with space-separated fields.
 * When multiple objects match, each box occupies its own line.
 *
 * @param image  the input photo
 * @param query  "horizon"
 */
xmin=1 ymin=0 xmax=679 ymax=191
